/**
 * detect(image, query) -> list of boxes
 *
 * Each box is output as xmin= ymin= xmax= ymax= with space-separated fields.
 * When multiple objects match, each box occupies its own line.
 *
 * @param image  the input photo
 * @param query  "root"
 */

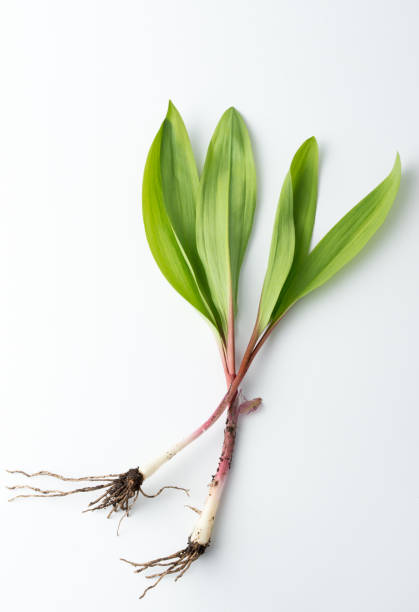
xmin=6 ymin=469 xmax=119 ymax=482
xmin=139 ymin=484 xmax=189 ymax=499
xmin=121 ymin=540 xmax=207 ymax=599
xmin=185 ymin=505 xmax=201 ymax=515
xmin=7 ymin=468 xmax=188 ymax=533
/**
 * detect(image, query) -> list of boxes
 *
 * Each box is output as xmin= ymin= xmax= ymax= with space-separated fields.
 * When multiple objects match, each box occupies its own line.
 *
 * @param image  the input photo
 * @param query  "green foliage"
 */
xmin=265 ymin=136 xmax=319 ymax=326
xmin=142 ymin=104 xmax=222 ymax=337
xmin=257 ymin=172 xmax=295 ymax=332
xmin=160 ymin=102 xmax=199 ymax=265
xmin=290 ymin=136 xmax=319 ymax=268
xmin=275 ymin=154 xmax=401 ymax=318
xmin=142 ymin=102 xmax=401 ymax=343
xmin=196 ymin=107 xmax=257 ymax=334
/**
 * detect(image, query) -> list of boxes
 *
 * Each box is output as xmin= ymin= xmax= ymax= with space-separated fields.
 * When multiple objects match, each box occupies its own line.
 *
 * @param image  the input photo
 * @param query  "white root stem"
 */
xmin=140 ymin=446 xmax=180 ymax=480
xmin=190 ymin=481 xmax=224 ymax=546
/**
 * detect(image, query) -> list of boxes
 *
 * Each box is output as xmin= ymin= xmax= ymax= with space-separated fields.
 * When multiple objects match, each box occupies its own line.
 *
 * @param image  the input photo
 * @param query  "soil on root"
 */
xmin=121 ymin=540 xmax=208 ymax=599
xmin=7 ymin=468 xmax=189 ymax=533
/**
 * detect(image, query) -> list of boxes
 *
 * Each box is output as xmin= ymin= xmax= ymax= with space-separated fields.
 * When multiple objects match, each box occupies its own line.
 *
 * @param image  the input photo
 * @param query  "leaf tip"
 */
xmin=291 ymin=136 xmax=319 ymax=173
xmin=308 ymin=135 xmax=319 ymax=147
xmin=224 ymin=106 xmax=242 ymax=121
xmin=303 ymin=136 xmax=319 ymax=156
xmin=388 ymin=152 xmax=401 ymax=186
xmin=166 ymin=99 xmax=179 ymax=120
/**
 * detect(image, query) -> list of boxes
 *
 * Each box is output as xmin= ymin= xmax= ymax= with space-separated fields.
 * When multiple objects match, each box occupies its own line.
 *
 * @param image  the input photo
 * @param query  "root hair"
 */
xmin=7 ymin=468 xmax=188 ymax=533
xmin=121 ymin=540 xmax=207 ymax=599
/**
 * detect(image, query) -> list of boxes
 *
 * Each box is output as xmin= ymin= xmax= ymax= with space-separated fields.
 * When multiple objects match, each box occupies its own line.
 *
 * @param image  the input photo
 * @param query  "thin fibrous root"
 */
xmin=121 ymin=540 xmax=208 ymax=599
xmin=6 ymin=470 xmax=119 ymax=482
xmin=138 ymin=484 xmax=190 ymax=499
xmin=7 ymin=468 xmax=188 ymax=533
xmin=185 ymin=504 xmax=201 ymax=515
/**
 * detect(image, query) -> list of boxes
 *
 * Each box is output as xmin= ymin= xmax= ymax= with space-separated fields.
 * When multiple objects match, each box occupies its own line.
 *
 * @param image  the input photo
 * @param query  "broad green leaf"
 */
xmin=260 ymin=137 xmax=318 ymax=327
xmin=142 ymin=124 xmax=217 ymax=328
xmin=196 ymin=107 xmax=257 ymax=333
xmin=257 ymin=172 xmax=295 ymax=332
xmin=160 ymin=101 xmax=199 ymax=263
xmin=160 ymin=102 xmax=224 ymax=335
xmin=274 ymin=154 xmax=401 ymax=317
xmin=290 ymin=136 xmax=319 ymax=267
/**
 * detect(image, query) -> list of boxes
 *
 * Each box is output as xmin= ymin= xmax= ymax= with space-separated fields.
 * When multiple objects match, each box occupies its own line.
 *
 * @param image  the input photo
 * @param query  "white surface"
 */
xmin=1 ymin=1 xmax=418 ymax=610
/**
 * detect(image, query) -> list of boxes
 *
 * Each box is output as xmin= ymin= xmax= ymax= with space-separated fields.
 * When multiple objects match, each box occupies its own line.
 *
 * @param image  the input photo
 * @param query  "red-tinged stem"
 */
xmin=140 ymin=315 xmax=273 ymax=481
xmin=188 ymin=312 xmax=285 ymax=450
xmin=248 ymin=310 xmax=288 ymax=365
xmin=141 ymin=331 xmax=236 ymax=480
xmin=141 ymin=382 xmax=239 ymax=479
xmin=190 ymin=398 xmax=240 ymax=545
xmin=233 ymin=320 xmax=260 ymax=381
xmin=218 ymin=342 xmax=234 ymax=387
xmin=188 ymin=320 xmax=287 ymax=546
xmin=226 ymin=294 xmax=236 ymax=377
xmin=120 ymin=399 xmax=244 ymax=597
xmin=186 ymin=321 xmax=263 ymax=450
xmin=140 ymin=349 xmax=250 ymax=480
xmin=213 ymin=400 xmax=240 ymax=490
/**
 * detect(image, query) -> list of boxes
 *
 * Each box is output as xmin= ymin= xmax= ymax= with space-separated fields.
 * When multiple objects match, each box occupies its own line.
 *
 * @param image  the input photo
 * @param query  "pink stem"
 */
xmin=170 ymin=320 xmax=262 ymax=455
xmin=215 ymin=399 xmax=240 ymax=487
xmin=190 ymin=317 xmax=289 ymax=543
xmin=189 ymin=396 xmax=241 ymax=545
xmin=219 ymin=343 xmax=234 ymax=387
xmin=226 ymin=294 xmax=236 ymax=378
xmin=174 ymin=385 xmax=234 ymax=453
xmin=142 ymin=313 xmax=284 ymax=479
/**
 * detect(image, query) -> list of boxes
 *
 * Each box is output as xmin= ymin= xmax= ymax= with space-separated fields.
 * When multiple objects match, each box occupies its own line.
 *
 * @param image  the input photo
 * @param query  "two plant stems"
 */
xmin=142 ymin=305 xmax=279 ymax=532
xmin=189 ymin=309 xmax=280 ymax=545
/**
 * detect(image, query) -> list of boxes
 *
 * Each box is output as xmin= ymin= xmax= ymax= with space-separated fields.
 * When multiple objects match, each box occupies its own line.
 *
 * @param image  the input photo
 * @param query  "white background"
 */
xmin=1 ymin=1 xmax=418 ymax=610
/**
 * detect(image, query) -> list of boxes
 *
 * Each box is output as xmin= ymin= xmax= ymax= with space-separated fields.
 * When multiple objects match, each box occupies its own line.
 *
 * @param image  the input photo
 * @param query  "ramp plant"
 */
xmin=8 ymin=102 xmax=401 ymax=599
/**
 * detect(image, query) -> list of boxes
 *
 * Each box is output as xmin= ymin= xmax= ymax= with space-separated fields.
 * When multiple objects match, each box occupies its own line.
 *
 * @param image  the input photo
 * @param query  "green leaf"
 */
xmin=196 ymin=107 xmax=257 ymax=333
xmin=275 ymin=153 xmax=401 ymax=316
xmin=259 ymin=136 xmax=318 ymax=327
xmin=160 ymin=102 xmax=224 ymax=334
xmin=160 ymin=101 xmax=199 ymax=264
xmin=257 ymin=172 xmax=295 ymax=332
xmin=142 ymin=123 xmax=217 ymax=328
xmin=290 ymin=136 xmax=319 ymax=267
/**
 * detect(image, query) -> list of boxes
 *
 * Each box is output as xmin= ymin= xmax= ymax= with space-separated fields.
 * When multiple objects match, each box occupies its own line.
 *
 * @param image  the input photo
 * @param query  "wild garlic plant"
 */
xmin=9 ymin=102 xmax=401 ymax=598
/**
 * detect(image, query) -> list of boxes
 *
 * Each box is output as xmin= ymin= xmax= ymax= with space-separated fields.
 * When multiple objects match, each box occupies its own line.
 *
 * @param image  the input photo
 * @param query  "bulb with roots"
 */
xmin=5 ymin=400 xmax=229 ymax=531
xmin=7 ymin=374 xmax=259 ymax=532
xmin=7 ymin=467 xmax=189 ymax=534
xmin=122 ymin=395 xmax=255 ymax=599
xmin=7 ymin=329 xmax=261 ymax=535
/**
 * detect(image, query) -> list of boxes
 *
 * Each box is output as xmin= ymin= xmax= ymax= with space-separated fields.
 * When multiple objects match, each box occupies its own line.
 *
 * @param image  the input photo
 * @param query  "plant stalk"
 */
xmin=140 ymin=324 xmax=260 ymax=480
xmin=190 ymin=397 xmax=240 ymax=545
